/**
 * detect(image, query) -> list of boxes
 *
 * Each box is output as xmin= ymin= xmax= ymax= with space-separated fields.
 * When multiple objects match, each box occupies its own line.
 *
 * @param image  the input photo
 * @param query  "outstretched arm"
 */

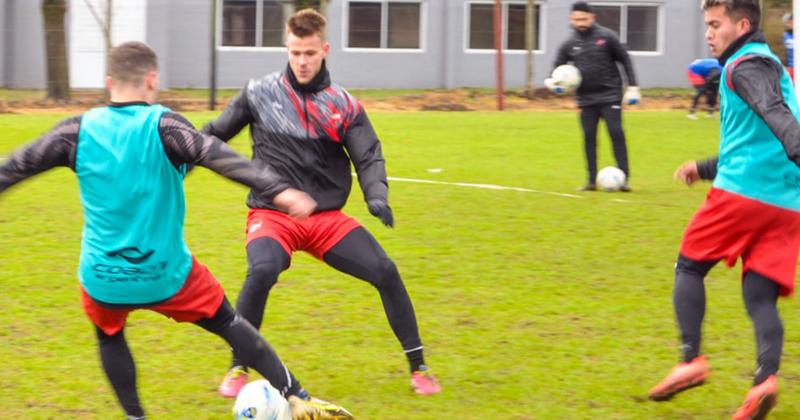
xmin=674 ymin=156 xmax=718 ymax=185
xmin=160 ymin=113 xmax=315 ymax=218
xmin=202 ymin=84 xmax=254 ymax=142
xmin=0 ymin=116 xmax=81 ymax=195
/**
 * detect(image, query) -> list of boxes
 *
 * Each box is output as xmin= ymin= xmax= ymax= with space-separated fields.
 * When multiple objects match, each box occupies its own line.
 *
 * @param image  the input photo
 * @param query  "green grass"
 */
xmin=1 ymin=110 xmax=799 ymax=419
xmin=0 ymin=88 xmax=48 ymax=101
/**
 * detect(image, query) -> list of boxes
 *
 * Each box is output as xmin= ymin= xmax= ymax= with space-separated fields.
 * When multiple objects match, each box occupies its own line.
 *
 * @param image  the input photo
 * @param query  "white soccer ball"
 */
xmin=232 ymin=380 xmax=291 ymax=420
xmin=552 ymin=64 xmax=582 ymax=90
xmin=596 ymin=166 xmax=627 ymax=191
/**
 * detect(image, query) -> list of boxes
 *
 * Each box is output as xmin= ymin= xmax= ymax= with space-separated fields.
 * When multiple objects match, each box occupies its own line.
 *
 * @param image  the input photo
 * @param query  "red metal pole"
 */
xmin=494 ymin=0 xmax=504 ymax=111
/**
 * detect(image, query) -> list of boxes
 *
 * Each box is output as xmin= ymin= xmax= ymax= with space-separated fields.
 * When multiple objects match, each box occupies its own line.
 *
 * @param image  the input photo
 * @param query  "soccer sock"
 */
xmin=743 ymin=271 xmax=783 ymax=386
xmin=405 ymin=347 xmax=426 ymax=372
xmin=673 ymin=254 xmax=715 ymax=363
xmin=96 ymin=327 xmax=145 ymax=418
xmin=196 ymin=298 xmax=304 ymax=397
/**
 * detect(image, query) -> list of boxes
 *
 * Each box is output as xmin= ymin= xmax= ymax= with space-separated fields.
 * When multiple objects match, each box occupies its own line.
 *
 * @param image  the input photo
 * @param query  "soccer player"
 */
xmin=549 ymin=1 xmax=639 ymax=192
xmin=203 ymin=9 xmax=441 ymax=397
xmin=686 ymin=58 xmax=722 ymax=119
xmin=0 ymin=41 xmax=352 ymax=419
xmin=783 ymin=12 xmax=794 ymax=81
xmin=649 ymin=1 xmax=800 ymax=418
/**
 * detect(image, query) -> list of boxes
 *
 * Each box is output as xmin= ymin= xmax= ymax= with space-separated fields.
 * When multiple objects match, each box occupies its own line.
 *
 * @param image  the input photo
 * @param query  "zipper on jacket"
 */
xmin=302 ymin=93 xmax=310 ymax=139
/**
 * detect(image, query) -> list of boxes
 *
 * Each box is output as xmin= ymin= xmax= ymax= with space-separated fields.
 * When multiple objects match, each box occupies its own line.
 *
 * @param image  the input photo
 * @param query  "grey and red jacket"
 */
xmin=203 ymin=62 xmax=388 ymax=213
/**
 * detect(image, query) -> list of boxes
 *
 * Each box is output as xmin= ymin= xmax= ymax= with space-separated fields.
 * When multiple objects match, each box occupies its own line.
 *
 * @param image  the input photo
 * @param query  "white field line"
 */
xmin=387 ymin=176 xmax=585 ymax=199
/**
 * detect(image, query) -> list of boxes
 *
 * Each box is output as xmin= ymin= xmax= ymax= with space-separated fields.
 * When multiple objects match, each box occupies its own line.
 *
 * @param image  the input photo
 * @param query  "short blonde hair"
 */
xmin=287 ymin=8 xmax=327 ymax=41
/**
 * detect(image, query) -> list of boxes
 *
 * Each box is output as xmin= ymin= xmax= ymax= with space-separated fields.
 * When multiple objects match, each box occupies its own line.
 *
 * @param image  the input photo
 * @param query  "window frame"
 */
xmin=590 ymin=2 xmax=664 ymax=55
xmin=342 ymin=0 xmax=427 ymax=53
xmin=217 ymin=0 xmax=292 ymax=51
xmin=464 ymin=0 xmax=548 ymax=54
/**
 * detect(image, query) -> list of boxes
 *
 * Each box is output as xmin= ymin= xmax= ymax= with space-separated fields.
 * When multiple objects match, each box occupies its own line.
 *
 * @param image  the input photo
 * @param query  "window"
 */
xmin=221 ymin=0 xmax=290 ymax=47
xmin=468 ymin=2 xmax=544 ymax=51
xmin=592 ymin=4 xmax=660 ymax=52
xmin=346 ymin=1 xmax=422 ymax=49
xmin=506 ymin=4 xmax=542 ymax=50
xmin=469 ymin=4 xmax=494 ymax=50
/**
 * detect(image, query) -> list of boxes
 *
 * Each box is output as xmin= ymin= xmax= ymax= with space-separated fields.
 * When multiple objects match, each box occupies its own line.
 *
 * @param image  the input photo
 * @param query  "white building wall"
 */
xmin=69 ymin=0 xmax=148 ymax=88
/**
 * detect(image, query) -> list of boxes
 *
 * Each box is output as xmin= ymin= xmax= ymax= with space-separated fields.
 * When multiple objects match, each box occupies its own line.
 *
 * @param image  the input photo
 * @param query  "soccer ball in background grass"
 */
xmin=596 ymin=166 xmax=627 ymax=191
xmin=545 ymin=64 xmax=583 ymax=93
xmin=232 ymin=380 xmax=291 ymax=420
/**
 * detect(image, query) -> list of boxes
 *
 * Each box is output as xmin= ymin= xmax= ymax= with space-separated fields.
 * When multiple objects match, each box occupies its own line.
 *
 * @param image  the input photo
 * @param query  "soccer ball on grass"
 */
xmin=596 ymin=166 xmax=627 ymax=191
xmin=232 ymin=380 xmax=291 ymax=420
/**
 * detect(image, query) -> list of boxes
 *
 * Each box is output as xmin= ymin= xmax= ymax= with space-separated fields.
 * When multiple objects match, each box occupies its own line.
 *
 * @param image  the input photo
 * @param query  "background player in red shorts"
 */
xmin=0 ymin=41 xmax=351 ymax=419
xmin=204 ymin=9 xmax=440 ymax=397
xmin=648 ymin=1 xmax=800 ymax=418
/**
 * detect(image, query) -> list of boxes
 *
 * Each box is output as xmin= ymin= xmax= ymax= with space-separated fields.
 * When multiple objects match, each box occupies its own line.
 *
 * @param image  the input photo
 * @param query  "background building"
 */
xmin=1 ymin=0 xmax=711 ymax=90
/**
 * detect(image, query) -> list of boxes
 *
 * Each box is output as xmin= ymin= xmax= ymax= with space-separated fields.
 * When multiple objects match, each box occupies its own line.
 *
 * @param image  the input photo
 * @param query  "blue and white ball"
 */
xmin=596 ymin=166 xmax=627 ymax=191
xmin=232 ymin=380 xmax=291 ymax=420
xmin=552 ymin=64 xmax=582 ymax=91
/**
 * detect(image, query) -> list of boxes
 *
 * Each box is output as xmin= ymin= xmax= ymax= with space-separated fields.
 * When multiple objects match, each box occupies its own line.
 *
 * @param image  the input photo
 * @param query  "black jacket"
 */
xmin=554 ymin=24 xmax=637 ymax=108
xmin=203 ymin=63 xmax=388 ymax=213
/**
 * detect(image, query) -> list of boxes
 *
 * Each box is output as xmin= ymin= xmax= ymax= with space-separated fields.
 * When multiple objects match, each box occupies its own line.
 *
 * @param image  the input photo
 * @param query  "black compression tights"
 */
xmin=235 ymin=228 xmax=425 ymax=372
xmin=674 ymin=254 xmax=783 ymax=385
xmin=97 ymin=298 xmax=302 ymax=418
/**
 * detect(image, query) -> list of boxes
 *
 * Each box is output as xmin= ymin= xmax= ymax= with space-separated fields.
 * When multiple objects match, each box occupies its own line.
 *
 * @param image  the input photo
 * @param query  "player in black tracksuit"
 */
xmin=553 ymin=2 xmax=638 ymax=191
xmin=203 ymin=9 xmax=440 ymax=397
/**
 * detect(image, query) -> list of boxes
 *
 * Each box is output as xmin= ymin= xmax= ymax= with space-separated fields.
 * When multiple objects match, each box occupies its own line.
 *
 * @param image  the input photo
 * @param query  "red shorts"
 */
xmin=246 ymin=209 xmax=361 ymax=259
xmin=681 ymin=188 xmax=800 ymax=296
xmin=81 ymin=257 xmax=226 ymax=335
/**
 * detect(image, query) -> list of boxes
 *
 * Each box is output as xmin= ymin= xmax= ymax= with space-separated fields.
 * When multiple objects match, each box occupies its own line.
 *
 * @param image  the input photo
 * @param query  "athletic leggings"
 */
xmin=234 ymin=227 xmax=423 ymax=368
xmin=579 ymin=103 xmax=630 ymax=183
xmin=690 ymin=83 xmax=719 ymax=112
xmin=97 ymin=298 xmax=302 ymax=418
xmin=673 ymin=254 xmax=783 ymax=385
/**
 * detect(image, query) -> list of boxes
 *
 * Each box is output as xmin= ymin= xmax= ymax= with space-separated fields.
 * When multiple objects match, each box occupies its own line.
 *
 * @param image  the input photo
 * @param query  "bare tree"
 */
xmin=84 ymin=0 xmax=113 ymax=56
xmin=525 ymin=0 xmax=537 ymax=97
xmin=42 ymin=0 xmax=70 ymax=100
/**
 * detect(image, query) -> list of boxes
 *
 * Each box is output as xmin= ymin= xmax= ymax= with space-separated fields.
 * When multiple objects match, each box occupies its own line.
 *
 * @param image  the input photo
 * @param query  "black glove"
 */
xmin=367 ymin=199 xmax=394 ymax=228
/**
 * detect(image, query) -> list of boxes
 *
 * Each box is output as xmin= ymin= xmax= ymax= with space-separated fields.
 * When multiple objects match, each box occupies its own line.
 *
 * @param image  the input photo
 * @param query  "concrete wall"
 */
xmin=145 ymin=0 xmax=171 ymax=88
xmin=0 ymin=0 xmax=5 ymax=87
xmin=198 ymin=0 xmax=710 ymax=90
xmin=164 ymin=0 xmax=213 ymax=88
xmin=6 ymin=0 xmax=47 ymax=88
xmin=3 ymin=0 xmax=713 ymax=89
xmin=0 ymin=0 xmax=6 ymax=86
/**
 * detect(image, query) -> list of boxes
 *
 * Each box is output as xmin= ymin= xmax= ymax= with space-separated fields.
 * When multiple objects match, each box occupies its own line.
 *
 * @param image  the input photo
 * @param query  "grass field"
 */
xmin=1 ymin=110 xmax=799 ymax=419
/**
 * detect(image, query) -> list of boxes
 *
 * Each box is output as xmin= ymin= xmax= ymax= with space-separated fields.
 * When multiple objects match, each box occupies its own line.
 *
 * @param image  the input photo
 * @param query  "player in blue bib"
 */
xmin=0 ymin=41 xmax=352 ymax=419
xmin=650 ymin=2 xmax=800 ymax=418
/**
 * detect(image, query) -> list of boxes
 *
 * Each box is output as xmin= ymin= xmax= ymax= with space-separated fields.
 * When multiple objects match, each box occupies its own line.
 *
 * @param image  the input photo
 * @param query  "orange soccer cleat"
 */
xmin=732 ymin=375 xmax=777 ymax=420
xmin=648 ymin=355 xmax=710 ymax=401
